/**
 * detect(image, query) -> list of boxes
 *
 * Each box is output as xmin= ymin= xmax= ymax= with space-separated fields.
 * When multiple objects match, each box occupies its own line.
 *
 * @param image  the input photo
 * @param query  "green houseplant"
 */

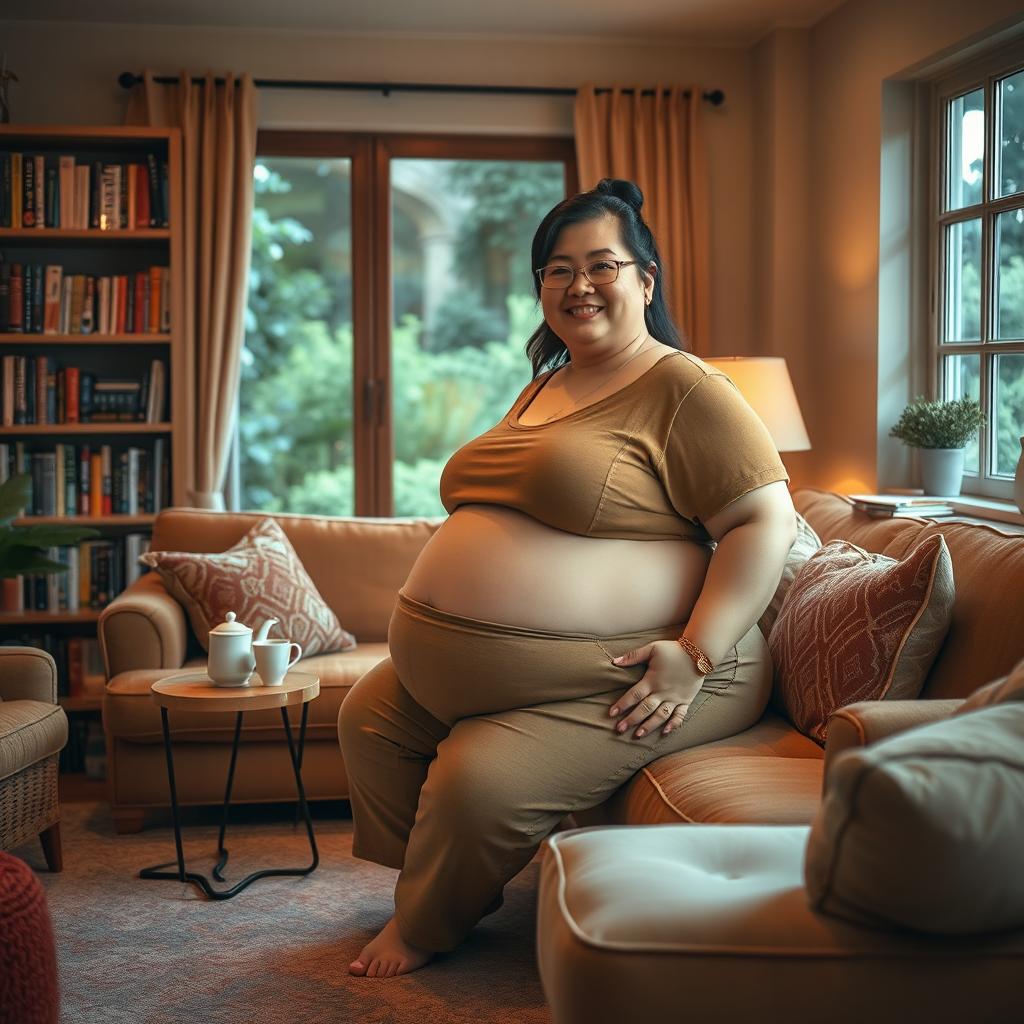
xmin=889 ymin=397 xmax=986 ymax=496
xmin=0 ymin=473 xmax=101 ymax=581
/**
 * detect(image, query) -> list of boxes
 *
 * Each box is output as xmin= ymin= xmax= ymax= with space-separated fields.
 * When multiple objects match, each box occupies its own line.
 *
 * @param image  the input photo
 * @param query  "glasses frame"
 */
xmin=534 ymin=259 xmax=639 ymax=289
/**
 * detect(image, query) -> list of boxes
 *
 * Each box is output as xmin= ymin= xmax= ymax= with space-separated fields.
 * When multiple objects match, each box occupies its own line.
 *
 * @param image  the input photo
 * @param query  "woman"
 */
xmin=339 ymin=178 xmax=797 ymax=978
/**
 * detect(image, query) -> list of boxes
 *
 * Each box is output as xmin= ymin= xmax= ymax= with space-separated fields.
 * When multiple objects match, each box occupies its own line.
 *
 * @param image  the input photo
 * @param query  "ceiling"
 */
xmin=11 ymin=0 xmax=846 ymax=45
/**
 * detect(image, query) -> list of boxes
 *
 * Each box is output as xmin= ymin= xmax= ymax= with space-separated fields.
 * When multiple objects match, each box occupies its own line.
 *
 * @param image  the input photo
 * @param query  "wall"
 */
xmin=0 ymin=18 xmax=756 ymax=359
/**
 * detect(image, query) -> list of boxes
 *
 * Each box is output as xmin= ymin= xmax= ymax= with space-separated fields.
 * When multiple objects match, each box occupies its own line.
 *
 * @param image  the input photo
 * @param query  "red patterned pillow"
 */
xmin=768 ymin=534 xmax=954 ymax=743
xmin=138 ymin=517 xmax=356 ymax=656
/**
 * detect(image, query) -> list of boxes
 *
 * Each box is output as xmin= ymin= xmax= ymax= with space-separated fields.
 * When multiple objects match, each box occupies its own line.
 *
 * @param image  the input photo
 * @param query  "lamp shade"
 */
xmin=703 ymin=356 xmax=811 ymax=452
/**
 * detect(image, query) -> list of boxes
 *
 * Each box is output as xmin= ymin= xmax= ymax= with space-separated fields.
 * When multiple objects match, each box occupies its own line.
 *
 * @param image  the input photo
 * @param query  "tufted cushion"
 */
xmin=138 ymin=516 xmax=356 ymax=658
xmin=769 ymin=535 xmax=954 ymax=743
xmin=758 ymin=511 xmax=821 ymax=638
xmin=805 ymin=703 xmax=1024 ymax=934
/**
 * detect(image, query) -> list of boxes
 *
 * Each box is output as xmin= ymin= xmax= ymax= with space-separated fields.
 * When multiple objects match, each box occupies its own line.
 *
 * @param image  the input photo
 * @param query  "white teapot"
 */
xmin=207 ymin=611 xmax=279 ymax=687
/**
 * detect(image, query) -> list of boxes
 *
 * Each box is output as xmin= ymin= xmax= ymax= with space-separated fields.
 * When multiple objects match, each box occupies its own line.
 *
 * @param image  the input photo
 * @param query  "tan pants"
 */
xmin=338 ymin=592 xmax=772 ymax=952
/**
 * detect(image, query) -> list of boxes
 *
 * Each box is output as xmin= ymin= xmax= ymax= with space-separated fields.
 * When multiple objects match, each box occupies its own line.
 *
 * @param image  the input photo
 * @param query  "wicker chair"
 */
xmin=0 ymin=646 xmax=69 ymax=871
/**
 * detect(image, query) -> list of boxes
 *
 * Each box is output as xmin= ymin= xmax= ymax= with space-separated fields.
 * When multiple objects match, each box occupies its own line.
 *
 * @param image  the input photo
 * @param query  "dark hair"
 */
xmin=524 ymin=178 xmax=685 ymax=377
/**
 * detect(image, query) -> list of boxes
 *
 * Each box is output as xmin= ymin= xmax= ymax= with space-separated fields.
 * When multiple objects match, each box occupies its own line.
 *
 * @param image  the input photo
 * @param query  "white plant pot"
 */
xmin=918 ymin=447 xmax=965 ymax=496
xmin=1014 ymin=437 xmax=1024 ymax=515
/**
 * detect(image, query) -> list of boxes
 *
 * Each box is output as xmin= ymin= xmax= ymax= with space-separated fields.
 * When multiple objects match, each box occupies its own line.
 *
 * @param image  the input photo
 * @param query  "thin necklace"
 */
xmin=533 ymin=341 xmax=654 ymax=424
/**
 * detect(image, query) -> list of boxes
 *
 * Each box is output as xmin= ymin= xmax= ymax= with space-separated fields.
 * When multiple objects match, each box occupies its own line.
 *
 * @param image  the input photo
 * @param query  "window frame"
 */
xmin=929 ymin=41 xmax=1024 ymax=500
xmin=239 ymin=131 xmax=577 ymax=516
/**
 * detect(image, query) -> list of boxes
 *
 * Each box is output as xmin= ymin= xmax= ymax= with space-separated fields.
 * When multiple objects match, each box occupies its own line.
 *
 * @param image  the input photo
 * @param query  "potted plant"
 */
xmin=0 ymin=472 xmax=101 ymax=586
xmin=889 ymin=396 xmax=986 ymax=497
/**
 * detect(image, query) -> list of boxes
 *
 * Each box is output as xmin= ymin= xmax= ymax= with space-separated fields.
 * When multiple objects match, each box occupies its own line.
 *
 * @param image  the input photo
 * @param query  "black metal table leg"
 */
xmin=140 ymin=700 xmax=319 ymax=900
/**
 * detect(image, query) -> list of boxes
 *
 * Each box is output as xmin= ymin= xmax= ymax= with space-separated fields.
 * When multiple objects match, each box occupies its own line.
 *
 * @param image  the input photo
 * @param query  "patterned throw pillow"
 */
xmin=758 ymin=511 xmax=821 ymax=638
xmin=138 ymin=517 xmax=356 ymax=657
xmin=768 ymin=534 xmax=954 ymax=744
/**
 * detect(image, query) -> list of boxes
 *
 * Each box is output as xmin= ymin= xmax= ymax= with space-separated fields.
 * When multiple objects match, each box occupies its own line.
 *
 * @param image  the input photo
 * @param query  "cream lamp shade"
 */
xmin=703 ymin=356 xmax=811 ymax=452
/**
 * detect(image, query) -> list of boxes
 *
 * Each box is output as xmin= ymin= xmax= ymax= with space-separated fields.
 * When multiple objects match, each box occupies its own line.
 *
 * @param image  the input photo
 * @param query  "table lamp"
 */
xmin=703 ymin=356 xmax=811 ymax=452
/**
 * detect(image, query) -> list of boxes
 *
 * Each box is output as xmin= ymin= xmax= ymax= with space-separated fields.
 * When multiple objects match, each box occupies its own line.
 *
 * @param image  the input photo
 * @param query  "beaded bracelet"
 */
xmin=676 ymin=635 xmax=714 ymax=676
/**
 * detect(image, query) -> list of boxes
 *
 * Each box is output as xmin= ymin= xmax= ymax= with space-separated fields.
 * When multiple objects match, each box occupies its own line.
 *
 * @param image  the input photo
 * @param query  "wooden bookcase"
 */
xmin=0 ymin=125 xmax=186 ymax=753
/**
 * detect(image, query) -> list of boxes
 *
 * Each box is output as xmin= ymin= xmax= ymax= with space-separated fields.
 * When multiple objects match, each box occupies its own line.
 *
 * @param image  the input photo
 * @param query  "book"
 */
xmin=850 ymin=494 xmax=954 ymax=517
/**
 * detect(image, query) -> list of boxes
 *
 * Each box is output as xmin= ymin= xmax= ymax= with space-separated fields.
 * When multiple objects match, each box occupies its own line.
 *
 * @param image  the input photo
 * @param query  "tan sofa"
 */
xmin=99 ymin=490 xmax=1023 ymax=837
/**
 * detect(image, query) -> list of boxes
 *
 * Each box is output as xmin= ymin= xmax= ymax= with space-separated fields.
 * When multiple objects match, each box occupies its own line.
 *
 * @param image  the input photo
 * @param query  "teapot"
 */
xmin=207 ymin=611 xmax=279 ymax=687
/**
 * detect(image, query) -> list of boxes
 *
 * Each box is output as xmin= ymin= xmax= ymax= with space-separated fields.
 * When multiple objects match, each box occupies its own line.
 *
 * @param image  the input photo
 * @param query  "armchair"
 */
xmin=0 ymin=646 xmax=69 ymax=870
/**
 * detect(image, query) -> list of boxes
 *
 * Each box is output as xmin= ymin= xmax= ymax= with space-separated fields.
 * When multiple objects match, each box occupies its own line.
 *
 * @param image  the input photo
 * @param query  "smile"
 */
xmin=567 ymin=306 xmax=603 ymax=318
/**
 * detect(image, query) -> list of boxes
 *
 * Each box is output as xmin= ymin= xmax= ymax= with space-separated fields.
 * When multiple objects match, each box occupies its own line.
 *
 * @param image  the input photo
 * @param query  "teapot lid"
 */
xmin=211 ymin=611 xmax=251 ymax=636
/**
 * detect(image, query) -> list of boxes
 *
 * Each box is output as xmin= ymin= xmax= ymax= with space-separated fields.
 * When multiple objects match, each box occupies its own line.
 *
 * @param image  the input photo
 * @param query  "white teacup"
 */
xmin=253 ymin=638 xmax=303 ymax=686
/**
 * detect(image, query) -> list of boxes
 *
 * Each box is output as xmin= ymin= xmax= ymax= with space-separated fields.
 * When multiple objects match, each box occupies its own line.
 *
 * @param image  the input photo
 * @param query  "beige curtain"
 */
xmin=126 ymin=70 xmax=257 ymax=509
xmin=574 ymin=84 xmax=710 ymax=355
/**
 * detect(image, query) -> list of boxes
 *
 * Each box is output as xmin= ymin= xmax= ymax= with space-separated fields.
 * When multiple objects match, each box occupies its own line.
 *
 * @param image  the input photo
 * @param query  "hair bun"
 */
xmin=596 ymin=178 xmax=644 ymax=212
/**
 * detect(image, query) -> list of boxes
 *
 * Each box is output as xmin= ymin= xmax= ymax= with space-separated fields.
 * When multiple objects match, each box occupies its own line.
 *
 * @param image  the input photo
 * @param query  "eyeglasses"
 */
xmin=534 ymin=259 xmax=638 ymax=289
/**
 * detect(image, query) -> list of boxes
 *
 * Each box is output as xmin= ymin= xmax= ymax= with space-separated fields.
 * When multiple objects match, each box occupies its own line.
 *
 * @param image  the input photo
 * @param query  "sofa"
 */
xmin=98 ymin=489 xmax=1023 ymax=835
xmin=0 ymin=645 xmax=68 ymax=870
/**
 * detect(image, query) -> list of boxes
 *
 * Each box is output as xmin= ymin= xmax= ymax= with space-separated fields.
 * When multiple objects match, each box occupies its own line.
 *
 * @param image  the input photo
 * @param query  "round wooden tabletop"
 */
xmin=150 ymin=669 xmax=320 ymax=712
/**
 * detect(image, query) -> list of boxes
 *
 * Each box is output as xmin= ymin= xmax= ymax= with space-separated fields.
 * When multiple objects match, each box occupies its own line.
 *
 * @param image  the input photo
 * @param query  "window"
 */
xmin=239 ymin=134 xmax=574 ymax=517
xmin=933 ymin=46 xmax=1024 ymax=498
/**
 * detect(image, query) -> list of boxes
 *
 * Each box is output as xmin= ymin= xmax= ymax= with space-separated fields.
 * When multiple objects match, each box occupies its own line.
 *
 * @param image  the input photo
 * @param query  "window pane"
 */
xmin=946 ymin=88 xmax=984 ymax=211
xmin=997 ymin=69 xmax=1024 ymax=198
xmin=943 ymin=218 xmax=982 ymax=341
xmin=996 ymin=206 xmax=1024 ymax=339
xmin=243 ymin=158 xmax=353 ymax=514
xmin=943 ymin=354 xmax=981 ymax=473
xmin=994 ymin=353 xmax=1024 ymax=476
xmin=389 ymin=159 xmax=565 ymax=516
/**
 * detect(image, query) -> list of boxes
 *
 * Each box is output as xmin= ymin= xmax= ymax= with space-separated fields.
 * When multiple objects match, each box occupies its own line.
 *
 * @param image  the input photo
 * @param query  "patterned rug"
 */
xmin=13 ymin=803 xmax=551 ymax=1024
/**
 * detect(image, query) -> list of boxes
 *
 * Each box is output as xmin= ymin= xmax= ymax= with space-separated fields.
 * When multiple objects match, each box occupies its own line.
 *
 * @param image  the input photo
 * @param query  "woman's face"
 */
xmin=538 ymin=213 xmax=654 ymax=361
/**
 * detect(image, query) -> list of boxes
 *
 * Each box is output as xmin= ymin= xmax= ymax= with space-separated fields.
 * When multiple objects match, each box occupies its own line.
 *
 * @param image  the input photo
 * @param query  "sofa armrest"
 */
xmin=0 ymin=646 xmax=58 ymax=703
xmin=97 ymin=570 xmax=188 ymax=679
xmin=824 ymin=699 xmax=963 ymax=786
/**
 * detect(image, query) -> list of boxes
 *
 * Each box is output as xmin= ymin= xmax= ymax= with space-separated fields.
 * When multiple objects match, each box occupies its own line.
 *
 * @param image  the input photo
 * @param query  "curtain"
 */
xmin=574 ymin=84 xmax=710 ymax=355
xmin=125 ymin=70 xmax=257 ymax=509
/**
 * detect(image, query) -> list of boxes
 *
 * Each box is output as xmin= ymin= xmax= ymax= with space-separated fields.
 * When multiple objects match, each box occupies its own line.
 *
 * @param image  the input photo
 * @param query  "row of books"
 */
xmin=1 ymin=440 xmax=169 ymax=516
xmin=0 ymin=261 xmax=171 ymax=334
xmin=850 ymin=494 xmax=955 ymax=518
xmin=0 ymin=535 xmax=151 ymax=613
xmin=1 ymin=356 xmax=167 ymax=424
xmin=0 ymin=152 xmax=170 ymax=230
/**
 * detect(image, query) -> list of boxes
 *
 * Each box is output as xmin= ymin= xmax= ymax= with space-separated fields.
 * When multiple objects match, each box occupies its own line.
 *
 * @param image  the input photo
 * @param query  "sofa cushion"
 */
xmin=769 ymin=534 xmax=954 ymax=743
xmin=609 ymin=713 xmax=824 ymax=825
xmin=0 ymin=702 xmax=68 ymax=782
xmin=104 ymin=646 xmax=389 ymax=743
xmin=757 ymin=511 xmax=821 ymax=638
xmin=138 ymin=516 xmax=356 ymax=658
xmin=805 ymin=703 xmax=1024 ymax=935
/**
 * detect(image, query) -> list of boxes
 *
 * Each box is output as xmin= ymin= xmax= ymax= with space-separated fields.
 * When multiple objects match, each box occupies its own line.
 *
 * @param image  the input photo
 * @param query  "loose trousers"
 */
xmin=338 ymin=592 xmax=773 ymax=952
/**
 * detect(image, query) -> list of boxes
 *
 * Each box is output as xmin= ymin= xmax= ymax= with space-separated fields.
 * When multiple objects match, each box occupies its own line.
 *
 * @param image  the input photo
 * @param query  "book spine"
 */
xmin=43 ymin=265 xmax=62 ymax=333
xmin=0 ymin=153 xmax=10 ymax=227
xmin=8 ymin=263 xmax=23 ymax=332
xmin=21 ymin=152 xmax=35 ymax=228
xmin=34 ymin=155 xmax=45 ymax=229
xmin=66 ymin=365 xmax=79 ymax=423
xmin=11 ymin=153 xmax=21 ymax=229
xmin=146 ymin=153 xmax=160 ymax=227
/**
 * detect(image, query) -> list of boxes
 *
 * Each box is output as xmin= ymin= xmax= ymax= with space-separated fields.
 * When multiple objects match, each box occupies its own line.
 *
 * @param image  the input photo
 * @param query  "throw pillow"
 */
xmin=804 ymin=702 xmax=1024 ymax=934
xmin=768 ymin=534 xmax=954 ymax=744
xmin=758 ymin=511 xmax=821 ymax=638
xmin=955 ymin=656 xmax=1024 ymax=714
xmin=138 ymin=517 xmax=356 ymax=657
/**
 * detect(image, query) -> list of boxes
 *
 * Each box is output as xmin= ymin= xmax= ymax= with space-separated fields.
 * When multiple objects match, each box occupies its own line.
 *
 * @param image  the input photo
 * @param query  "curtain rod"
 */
xmin=117 ymin=72 xmax=725 ymax=106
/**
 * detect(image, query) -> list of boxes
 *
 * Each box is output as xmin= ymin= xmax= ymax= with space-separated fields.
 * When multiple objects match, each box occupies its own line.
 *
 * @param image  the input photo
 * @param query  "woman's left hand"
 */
xmin=609 ymin=641 xmax=706 ymax=739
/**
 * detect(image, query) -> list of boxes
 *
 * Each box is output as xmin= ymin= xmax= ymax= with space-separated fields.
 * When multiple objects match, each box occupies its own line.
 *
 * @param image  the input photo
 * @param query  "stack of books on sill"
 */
xmin=1 ymin=439 xmax=169 ymax=516
xmin=1 ymin=355 xmax=167 ymax=424
xmin=849 ymin=494 xmax=955 ymax=519
xmin=0 ymin=535 xmax=152 ymax=613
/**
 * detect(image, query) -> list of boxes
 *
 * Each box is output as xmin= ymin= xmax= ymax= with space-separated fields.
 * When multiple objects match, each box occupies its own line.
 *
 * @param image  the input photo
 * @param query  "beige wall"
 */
xmin=0 ymin=19 xmax=755 ymax=359
xmin=794 ymin=0 xmax=1024 ymax=493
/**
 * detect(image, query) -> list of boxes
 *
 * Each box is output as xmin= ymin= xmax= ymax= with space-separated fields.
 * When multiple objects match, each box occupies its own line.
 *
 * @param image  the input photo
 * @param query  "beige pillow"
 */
xmin=769 ymin=535 xmax=954 ymax=744
xmin=138 ymin=516 xmax=356 ymax=657
xmin=758 ymin=511 xmax=821 ymax=638
xmin=955 ymin=657 xmax=1024 ymax=714
xmin=805 ymin=703 xmax=1024 ymax=934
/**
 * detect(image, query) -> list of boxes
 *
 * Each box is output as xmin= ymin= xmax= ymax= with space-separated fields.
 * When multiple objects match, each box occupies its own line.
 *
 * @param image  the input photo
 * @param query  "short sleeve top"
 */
xmin=438 ymin=349 xmax=789 ymax=544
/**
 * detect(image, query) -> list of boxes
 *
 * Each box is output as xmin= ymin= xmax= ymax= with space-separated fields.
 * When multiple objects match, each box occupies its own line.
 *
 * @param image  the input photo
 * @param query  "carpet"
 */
xmin=13 ymin=803 xmax=552 ymax=1024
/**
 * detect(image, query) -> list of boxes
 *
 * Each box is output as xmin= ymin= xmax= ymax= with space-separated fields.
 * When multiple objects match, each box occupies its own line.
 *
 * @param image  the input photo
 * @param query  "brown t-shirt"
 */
xmin=439 ymin=349 xmax=789 ymax=544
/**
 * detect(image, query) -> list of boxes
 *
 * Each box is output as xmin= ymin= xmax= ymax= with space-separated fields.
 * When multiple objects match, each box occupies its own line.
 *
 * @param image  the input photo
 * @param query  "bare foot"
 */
xmin=349 ymin=916 xmax=434 ymax=978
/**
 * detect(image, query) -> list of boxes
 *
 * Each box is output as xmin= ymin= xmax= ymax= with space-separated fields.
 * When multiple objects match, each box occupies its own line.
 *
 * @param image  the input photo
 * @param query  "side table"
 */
xmin=141 ymin=668 xmax=320 ymax=900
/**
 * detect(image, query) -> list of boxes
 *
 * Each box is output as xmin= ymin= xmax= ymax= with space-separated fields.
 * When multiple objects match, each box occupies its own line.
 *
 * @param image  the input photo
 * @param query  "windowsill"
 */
xmin=946 ymin=496 xmax=1024 ymax=528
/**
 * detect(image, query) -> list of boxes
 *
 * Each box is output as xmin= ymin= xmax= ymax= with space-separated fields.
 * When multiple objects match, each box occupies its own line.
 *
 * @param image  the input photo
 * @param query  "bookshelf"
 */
xmin=0 ymin=125 xmax=186 ymax=767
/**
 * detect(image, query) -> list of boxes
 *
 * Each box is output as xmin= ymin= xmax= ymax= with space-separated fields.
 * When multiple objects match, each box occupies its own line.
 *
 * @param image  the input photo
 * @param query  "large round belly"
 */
xmin=401 ymin=505 xmax=712 ymax=634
